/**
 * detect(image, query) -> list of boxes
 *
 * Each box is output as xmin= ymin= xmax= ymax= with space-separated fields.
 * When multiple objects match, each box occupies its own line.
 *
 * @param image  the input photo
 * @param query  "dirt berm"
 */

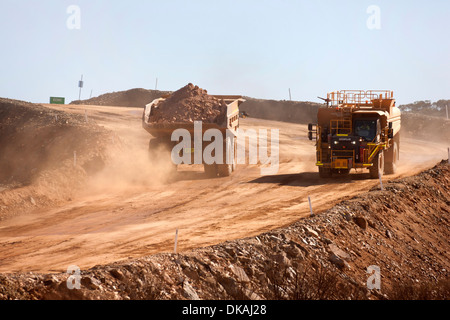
xmin=1 ymin=160 xmax=448 ymax=300
xmin=70 ymin=88 xmax=170 ymax=108
xmin=0 ymin=98 xmax=114 ymax=220
xmin=402 ymin=112 xmax=450 ymax=143
xmin=71 ymin=87 xmax=322 ymax=124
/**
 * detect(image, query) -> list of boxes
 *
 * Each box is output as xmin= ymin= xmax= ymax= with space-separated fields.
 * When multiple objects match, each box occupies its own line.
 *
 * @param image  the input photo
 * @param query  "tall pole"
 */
xmin=78 ymin=75 xmax=83 ymax=101
xmin=155 ymin=77 xmax=158 ymax=90
xmin=289 ymin=88 xmax=292 ymax=101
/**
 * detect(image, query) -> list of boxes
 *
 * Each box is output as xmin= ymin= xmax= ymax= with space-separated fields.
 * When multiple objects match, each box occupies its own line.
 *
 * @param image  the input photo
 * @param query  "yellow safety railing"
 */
xmin=330 ymin=119 xmax=352 ymax=135
xmin=327 ymin=90 xmax=393 ymax=106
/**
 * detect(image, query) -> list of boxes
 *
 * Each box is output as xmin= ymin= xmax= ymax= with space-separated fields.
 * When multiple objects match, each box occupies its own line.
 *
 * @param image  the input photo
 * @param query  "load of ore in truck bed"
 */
xmin=148 ymin=83 xmax=227 ymax=124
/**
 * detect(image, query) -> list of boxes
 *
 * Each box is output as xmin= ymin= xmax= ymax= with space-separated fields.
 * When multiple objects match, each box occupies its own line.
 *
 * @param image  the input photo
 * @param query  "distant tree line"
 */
xmin=399 ymin=99 xmax=449 ymax=118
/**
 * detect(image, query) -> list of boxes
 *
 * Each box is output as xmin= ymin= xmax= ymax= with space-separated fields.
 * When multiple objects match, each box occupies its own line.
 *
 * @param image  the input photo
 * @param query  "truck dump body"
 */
xmin=142 ymin=84 xmax=245 ymax=177
xmin=142 ymin=95 xmax=243 ymax=138
xmin=309 ymin=90 xmax=401 ymax=178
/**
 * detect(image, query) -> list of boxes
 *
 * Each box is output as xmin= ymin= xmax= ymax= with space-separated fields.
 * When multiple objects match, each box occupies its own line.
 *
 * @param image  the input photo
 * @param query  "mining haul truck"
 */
xmin=308 ymin=90 xmax=401 ymax=178
xmin=142 ymin=95 xmax=245 ymax=177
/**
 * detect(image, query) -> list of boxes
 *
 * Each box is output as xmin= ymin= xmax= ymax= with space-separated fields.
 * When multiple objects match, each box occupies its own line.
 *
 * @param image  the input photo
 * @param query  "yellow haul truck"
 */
xmin=308 ymin=90 xmax=401 ymax=178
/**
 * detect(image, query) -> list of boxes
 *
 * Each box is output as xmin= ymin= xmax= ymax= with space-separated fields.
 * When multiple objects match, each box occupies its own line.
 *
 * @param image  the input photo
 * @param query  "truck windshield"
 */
xmin=354 ymin=120 xmax=377 ymax=141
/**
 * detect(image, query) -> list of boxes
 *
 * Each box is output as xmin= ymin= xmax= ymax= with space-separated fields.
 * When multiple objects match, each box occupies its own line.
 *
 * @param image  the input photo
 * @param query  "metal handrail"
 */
xmin=327 ymin=90 xmax=393 ymax=106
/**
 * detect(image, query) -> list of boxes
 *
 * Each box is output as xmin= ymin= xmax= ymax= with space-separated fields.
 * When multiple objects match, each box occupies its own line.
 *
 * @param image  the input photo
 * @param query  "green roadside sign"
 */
xmin=50 ymin=97 xmax=65 ymax=104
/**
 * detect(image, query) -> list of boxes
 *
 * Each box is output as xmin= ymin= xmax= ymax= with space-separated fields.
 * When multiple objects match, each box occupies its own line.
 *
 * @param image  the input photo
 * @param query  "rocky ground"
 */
xmin=0 ymin=161 xmax=448 ymax=300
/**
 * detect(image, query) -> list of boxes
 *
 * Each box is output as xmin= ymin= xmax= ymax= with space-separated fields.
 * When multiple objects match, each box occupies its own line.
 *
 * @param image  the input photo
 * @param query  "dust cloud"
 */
xmin=81 ymin=137 xmax=176 ymax=195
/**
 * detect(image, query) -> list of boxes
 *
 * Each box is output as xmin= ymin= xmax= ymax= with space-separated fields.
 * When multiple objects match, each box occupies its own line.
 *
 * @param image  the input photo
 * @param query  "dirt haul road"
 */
xmin=0 ymin=104 xmax=447 ymax=273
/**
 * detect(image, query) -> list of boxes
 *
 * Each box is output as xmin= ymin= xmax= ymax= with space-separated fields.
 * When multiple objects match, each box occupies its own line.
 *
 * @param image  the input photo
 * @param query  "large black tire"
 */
xmin=204 ymin=137 xmax=236 ymax=178
xmin=369 ymin=150 xmax=384 ymax=179
xmin=384 ymin=142 xmax=398 ymax=175
xmin=204 ymin=163 xmax=218 ymax=178
xmin=318 ymin=167 xmax=332 ymax=178
xmin=217 ymin=137 xmax=235 ymax=177
xmin=217 ymin=163 xmax=233 ymax=177
xmin=231 ymin=137 xmax=237 ymax=172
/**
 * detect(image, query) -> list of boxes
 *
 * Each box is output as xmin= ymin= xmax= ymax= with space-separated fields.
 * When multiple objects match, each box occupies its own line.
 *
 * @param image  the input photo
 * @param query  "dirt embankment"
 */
xmin=71 ymin=87 xmax=322 ymax=124
xmin=70 ymin=88 xmax=170 ymax=108
xmin=0 ymin=98 xmax=114 ymax=220
xmin=240 ymin=98 xmax=321 ymax=125
xmin=1 ymin=160 xmax=448 ymax=300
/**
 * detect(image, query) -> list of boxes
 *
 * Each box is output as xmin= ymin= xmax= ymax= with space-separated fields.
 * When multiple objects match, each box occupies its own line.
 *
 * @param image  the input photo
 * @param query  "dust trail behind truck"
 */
xmin=308 ymin=90 xmax=401 ymax=178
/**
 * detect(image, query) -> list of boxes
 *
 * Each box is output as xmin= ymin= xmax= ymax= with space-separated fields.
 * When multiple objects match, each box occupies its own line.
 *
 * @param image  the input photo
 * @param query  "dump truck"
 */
xmin=142 ymin=95 xmax=245 ymax=177
xmin=308 ymin=90 xmax=401 ymax=178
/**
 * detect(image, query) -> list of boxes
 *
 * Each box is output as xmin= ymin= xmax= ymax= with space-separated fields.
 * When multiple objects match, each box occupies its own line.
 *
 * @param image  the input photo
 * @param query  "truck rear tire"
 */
xmin=384 ymin=142 xmax=398 ymax=175
xmin=231 ymin=138 xmax=237 ymax=172
xmin=217 ymin=137 xmax=235 ymax=177
xmin=217 ymin=164 xmax=233 ymax=177
xmin=369 ymin=150 xmax=384 ymax=179
xmin=204 ymin=164 xmax=218 ymax=178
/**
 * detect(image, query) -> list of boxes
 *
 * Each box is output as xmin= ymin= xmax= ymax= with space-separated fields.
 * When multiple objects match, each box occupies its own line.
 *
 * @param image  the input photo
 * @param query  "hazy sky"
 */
xmin=0 ymin=0 xmax=449 ymax=105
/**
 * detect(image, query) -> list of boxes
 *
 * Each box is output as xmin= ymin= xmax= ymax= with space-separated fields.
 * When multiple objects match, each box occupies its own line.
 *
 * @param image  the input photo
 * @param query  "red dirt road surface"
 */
xmin=0 ymin=103 xmax=447 ymax=273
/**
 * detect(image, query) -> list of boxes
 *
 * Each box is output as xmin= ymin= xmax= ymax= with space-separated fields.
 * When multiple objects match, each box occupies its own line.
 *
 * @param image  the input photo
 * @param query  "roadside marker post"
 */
xmin=174 ymin=229 xmax=179 ymax=254
xmin=308 ymin=196 xmax=314 ymax=217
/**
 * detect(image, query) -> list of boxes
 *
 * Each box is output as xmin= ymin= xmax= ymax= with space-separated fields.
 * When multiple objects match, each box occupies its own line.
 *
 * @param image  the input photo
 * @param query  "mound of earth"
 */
xmin=70 ymin=88 xmax=170 ymax=108
xmin=148 ymin=83 xmax=228 ymax=124
xmin=239 ymin=98 xmax=322 ymax=125
xmin=0 ymin=161 xmax=448 ymax=300
xmin=0 ymin=98 xmax=113 ymax=220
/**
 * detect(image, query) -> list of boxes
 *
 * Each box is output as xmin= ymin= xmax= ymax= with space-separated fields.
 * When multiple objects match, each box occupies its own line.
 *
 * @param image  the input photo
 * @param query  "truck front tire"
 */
xmin=384 ymin=142 xmax=398 ymax=175
xmin=369 ymin=150 xmax=384 ymax=179
xmin=318 ymin=167 xmax=332 ymax=178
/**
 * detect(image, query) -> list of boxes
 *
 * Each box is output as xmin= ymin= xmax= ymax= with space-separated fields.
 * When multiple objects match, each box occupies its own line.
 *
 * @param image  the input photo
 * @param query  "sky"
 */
xmin=0 ymin=0 xmax=449 ymax=105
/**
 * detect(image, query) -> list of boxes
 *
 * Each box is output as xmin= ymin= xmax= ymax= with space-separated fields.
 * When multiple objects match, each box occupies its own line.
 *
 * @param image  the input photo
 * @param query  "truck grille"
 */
xmin=332 ymin=150 xmax=354 ymax=158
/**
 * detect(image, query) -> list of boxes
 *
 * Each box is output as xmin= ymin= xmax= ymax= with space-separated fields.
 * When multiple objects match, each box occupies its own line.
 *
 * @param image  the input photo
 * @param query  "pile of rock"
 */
xmin=148 ymin=83 xmax=227 ymax=124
